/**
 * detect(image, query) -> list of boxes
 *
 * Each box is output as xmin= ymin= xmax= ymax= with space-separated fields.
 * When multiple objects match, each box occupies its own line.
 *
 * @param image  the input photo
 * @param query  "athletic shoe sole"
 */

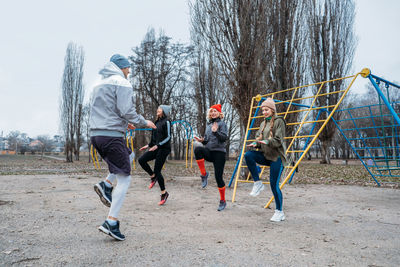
xmin=149 ymin=181 xmax=156 ymax=189
xmin=94 ymin=184 xmax=111 ymax=207
xmin=270 ymin=215 xmax=285 ymax=222
xmin=250 ymin=184 xmax=264 ymax=197
xmin=201 ymin=173 xmax=209 ymax=188
xmin=217 ymin=202 xmax=226 ymax=211
xmin=98 ymin=225 xmax=125 ymax=241
xmin=158 ymin=193 xmax=169 ymax=205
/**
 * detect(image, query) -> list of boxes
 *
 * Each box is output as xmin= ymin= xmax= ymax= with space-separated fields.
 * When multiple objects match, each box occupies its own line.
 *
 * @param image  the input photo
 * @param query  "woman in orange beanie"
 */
xmin=194 ymin=104 xmax=228 ymax=211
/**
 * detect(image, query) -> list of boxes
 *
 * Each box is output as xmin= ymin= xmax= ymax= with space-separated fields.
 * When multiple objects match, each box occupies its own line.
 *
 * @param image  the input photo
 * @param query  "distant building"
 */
xmin=0 ymin=137 xmax=9 ymax=150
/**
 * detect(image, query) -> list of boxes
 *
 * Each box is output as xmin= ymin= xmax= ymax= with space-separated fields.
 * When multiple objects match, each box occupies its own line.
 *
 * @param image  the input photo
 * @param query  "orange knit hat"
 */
xmin=210 ymin=104 xmax=222 ymax=113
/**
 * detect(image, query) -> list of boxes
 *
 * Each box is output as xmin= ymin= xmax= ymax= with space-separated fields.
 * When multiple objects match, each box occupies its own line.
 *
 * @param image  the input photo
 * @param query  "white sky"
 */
xmin=0 ymin=0 xmax=399 ymax=138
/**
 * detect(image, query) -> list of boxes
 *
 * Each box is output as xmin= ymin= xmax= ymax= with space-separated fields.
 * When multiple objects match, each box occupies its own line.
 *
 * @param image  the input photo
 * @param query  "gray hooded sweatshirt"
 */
xmin=89 ymin=62 xmax=147 ymax=137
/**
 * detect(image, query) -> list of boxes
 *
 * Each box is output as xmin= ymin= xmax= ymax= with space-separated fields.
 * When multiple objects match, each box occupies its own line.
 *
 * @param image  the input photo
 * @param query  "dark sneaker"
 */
xmin=148 ymin=177 xmax=157 ymax=189
xmin=94 ymin=181 xmax=112 ymax=207
xmin=217 ymin=200 xmax=226 ymax=211
xmin=200 ymin=172 xmax=209 ymax=188
xmin=98 ymin=220 xmax=125 ymax=241
xmin=158 ymin=191 xmax=169 ymax=205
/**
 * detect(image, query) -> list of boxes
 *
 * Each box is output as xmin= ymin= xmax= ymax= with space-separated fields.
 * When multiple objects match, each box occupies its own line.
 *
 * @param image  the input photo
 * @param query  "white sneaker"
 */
xmin=250 ymin=181 xmax=264 ymax=196
xmin=270 ymin=210 xmax=285 ymax=222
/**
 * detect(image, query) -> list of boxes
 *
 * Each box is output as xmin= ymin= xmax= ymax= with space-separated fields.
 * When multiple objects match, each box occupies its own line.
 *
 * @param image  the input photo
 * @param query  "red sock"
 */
xmin=196 ymin=159 xmax=206 ymax=176
xmin=218 ymin=186 xmax=226 ymax=201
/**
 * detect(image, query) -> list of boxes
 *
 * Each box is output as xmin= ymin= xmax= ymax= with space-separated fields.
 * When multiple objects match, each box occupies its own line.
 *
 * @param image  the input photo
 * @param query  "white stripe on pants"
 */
xmin=108 ymin=174 xmax=131 ymax=219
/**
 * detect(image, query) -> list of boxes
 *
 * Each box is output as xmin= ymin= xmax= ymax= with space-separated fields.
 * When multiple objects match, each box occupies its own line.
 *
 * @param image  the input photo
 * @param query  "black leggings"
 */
xmin=194 ymin=147 xmax=226 ymax=188
xmin=138 ymin=148 xmax=171 ymax=191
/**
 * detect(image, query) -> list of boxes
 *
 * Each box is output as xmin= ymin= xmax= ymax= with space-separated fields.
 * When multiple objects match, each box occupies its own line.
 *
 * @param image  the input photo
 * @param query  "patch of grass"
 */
xmin=0 ymin=155 xmax=398 ymax=188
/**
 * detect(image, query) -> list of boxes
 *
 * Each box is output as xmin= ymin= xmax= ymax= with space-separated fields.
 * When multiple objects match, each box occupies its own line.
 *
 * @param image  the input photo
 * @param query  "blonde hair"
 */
xmin=207 ymin=108 xmax=224 ymax=120
xmin=256 ymin=111 xmax=275 ymax=140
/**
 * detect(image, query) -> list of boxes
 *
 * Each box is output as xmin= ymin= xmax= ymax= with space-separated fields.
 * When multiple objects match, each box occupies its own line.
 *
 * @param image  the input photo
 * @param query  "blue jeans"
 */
xmin=244 ymin=150 xmax=283 ymax=211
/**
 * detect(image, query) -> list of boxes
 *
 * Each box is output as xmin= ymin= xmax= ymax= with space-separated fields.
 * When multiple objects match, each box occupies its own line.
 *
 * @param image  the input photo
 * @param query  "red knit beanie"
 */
xmin=210 ymin=104 xmax=222 ymax=113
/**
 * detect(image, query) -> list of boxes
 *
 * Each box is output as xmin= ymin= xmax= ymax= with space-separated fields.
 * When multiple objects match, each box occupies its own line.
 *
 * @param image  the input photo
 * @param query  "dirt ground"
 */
xmin=1 ymin=167 xmax=399 ymax=266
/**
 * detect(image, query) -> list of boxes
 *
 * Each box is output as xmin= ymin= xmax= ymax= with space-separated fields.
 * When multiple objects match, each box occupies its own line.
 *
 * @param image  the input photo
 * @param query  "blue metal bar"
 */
xmin=331 ymin=117 xmax=381 ymax=186
xmin=288 ymin=110 xmax=322 ymax=184
xmin=369 ymin=76 xmax=400 ymax=126
xmin=370 ymin=74 xmax=400 ymax=89
xmin=369 ymin=165 xmax=400 ymax=168
xmin=337 ymin=114 xmax=393 ymax=122
xmin=229 ymin=99 xmax=265 ymax=187
xmin=338 ymin=101 xmax=400 ymax=112
xmin=346 ymin=109 xmax=384 ymax=179
xmin=341 ymin=124 xmax=400 ymax=131
xmin=368 ymin=105 xmax=388 ymax=161
xmin=348 ymin=135 xmax=400 ymax=141
xmin=353 ymin=146 xmax=400 ymax=150
xmin=171 ymin=120 xmax=194 ymax=140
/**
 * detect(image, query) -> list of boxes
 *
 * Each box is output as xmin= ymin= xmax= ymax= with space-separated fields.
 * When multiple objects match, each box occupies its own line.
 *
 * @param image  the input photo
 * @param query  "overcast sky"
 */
xmin=0 ymin=0 xmax=399 ymax=138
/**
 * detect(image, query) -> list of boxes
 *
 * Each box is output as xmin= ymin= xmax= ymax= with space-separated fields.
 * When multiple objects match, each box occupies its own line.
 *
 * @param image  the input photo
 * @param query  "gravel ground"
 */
xmin=1 ymin=172 xmax=399 ymax=266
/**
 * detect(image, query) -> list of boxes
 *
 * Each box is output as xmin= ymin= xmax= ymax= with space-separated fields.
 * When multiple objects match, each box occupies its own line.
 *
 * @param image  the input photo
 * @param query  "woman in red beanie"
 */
xmin=194 ymin=104 xmax=228 ymax=211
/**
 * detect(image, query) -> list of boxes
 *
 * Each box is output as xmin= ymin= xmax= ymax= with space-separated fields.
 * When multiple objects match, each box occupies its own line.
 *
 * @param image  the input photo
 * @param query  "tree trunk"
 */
xmin=320 ymin=140 xmax=331 ymax=164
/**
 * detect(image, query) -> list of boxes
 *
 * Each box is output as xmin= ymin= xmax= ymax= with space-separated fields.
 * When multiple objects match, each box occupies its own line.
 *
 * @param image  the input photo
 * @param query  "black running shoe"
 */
xmin=94 ymin=181 xmax=112 ymax=207
xmin=98 ymin=220 xmax=125 ymax=241
xmin=217 ymin=200 xmax=226 ymax=211
xmin=200 ymin=172 xmax=209 ymax=188
xmin=158 ymin=191 xmax=169 ymax=205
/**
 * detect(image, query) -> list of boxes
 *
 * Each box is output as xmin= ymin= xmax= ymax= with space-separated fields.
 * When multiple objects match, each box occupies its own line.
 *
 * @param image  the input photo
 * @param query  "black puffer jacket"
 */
xmin=202 ymin=118 xmax=228 ymax=153
xmin=149 ymin=116 xmax=171 ymax=150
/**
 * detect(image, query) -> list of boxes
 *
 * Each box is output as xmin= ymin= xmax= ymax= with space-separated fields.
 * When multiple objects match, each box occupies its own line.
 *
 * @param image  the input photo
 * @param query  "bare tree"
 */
xmin=190 ymin=0 xmax=272 ymax=135
xmin=308 ymin=0 xmax=356 ymax=164
xmin=190 ymin=0 xmax=308 ymax=141
xmin=60 ymin=42 xmax=85 ymax=162
xmin=82 ymin=102 xmax=92 ymax=163
xmin=129 ymin=29 xmax=193 ymax=159
xmin=36 ymin=135 xmax=54 ymax=158
xmin=266 ymin=0 xmax=309 ymax=137
xmin=7 ymin=131 xmax=21 ymax=153
xmin=130 ymin=28 xmax=193 ymax=112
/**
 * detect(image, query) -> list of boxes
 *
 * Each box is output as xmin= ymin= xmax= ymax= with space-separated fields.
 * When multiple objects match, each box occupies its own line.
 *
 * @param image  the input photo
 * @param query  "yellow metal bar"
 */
xmin=246 ymin=171 xmax=252 ymax=181
xmin=250 ymin=115 xmax=265 ymax=119
xmin=185 ymin=139 xmax=189 ymax=168
xmin=286 ymin=81 xmax=327 ymax=152
xmin=277 ymin=104 xmax=337 ymax=116
xmin=284 ymin=87 xmax=299 ymax=120
xmin=257 ymin=75 xmax=356 ymax=99
xmin=276 ymin=89 xmax=347 ymax=107
xmin=232 ymin=97 xmax=256 ymax=202
xmin=90 ymin=145 xmax=97 ymax=169
xmin=264 ymin=72 xmax=361 ymax=208
xmin=287 ymin=120 xmax=325 ymax=126
xmin=237 ymin=180 xmax=270 ymax=184
xmin=130 ymin=136 xmax=136 ymax=170
xmin=94 ymin=147 xmax=100 ymax=169
xmin=191 ymin=139 xmax=194 ymax=168
xmin=285 ymin=135 xmax=316 ymax=139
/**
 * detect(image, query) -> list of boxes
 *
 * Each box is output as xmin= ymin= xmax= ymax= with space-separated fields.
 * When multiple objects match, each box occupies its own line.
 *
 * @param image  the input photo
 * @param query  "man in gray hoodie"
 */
xmin=90 ymin=54 xmax=156 ymax=241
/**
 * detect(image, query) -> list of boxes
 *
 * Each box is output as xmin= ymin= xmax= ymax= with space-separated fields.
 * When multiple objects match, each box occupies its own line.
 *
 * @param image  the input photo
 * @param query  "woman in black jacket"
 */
xmin=194 ymin=104 xmax=228 ymax=211
xmin=138 ymin=105 xmax=172 ymax=205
